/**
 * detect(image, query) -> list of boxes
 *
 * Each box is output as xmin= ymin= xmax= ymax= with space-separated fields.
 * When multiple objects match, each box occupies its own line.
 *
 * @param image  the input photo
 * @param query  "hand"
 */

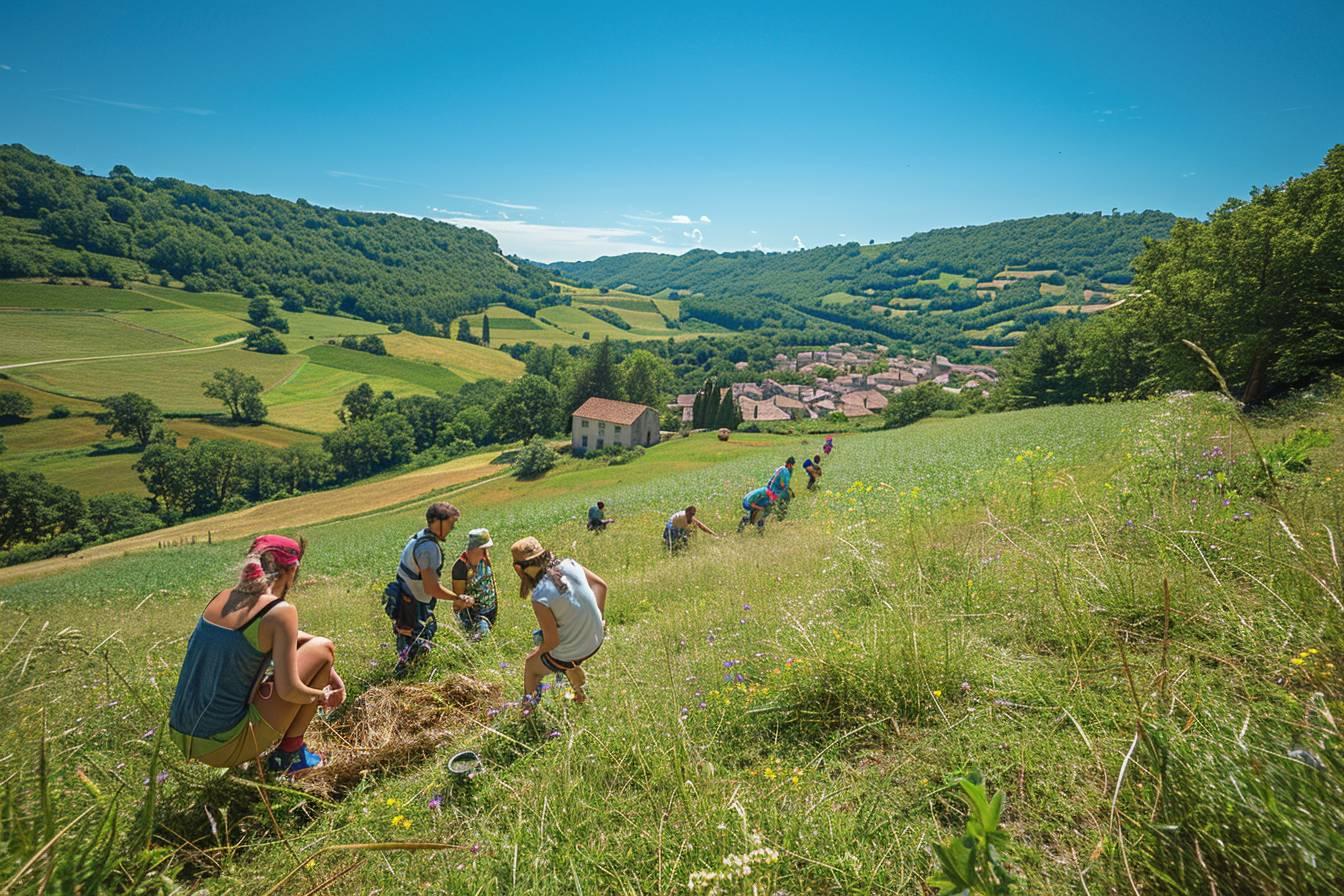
xmin=327 ymin=672 xmax=346 ymax=709
xmin=318 ymin=685 xmax=337 ymax=708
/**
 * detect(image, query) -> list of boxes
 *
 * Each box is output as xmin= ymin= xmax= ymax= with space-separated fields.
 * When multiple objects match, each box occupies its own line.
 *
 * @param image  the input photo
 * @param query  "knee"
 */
xmin=307 ymin=637 xmax=335 ymax=663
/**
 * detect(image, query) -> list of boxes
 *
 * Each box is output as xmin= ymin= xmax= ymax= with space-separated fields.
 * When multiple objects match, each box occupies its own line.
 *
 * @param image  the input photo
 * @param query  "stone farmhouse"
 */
xmin=670 ymin=344 xmax=998 ymax=424
xmin=572 ymin=397 xmax=661 ymax=454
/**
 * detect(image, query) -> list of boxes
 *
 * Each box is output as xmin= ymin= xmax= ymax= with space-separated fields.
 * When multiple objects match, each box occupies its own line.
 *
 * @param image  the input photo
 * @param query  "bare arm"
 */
xmin=532 ymin=602 xmax=560 ymax=653
xmin=423 ymin=565 xmax=472 ymax=610
xmin=581 ymin=566 xmax=608 ymax=615
xmin=265 ymin=605 xmax=329 ymax=705
xmin=694 ymin=518 xmax=718 ymax=537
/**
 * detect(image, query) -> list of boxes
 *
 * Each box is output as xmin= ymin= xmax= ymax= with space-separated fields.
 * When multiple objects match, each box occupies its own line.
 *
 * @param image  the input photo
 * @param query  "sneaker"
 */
xmin=266 ymin=744 xmax=324 ymax=777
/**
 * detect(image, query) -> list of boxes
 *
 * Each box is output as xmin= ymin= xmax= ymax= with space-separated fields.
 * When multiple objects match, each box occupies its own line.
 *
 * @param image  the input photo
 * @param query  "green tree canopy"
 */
xmin=492 ymin=374 xmax=561 ymax=442
xmin=203 ymin=368 xmax=268 ymax=423
xmin=96 ymin=392 xmax=163 ymax=447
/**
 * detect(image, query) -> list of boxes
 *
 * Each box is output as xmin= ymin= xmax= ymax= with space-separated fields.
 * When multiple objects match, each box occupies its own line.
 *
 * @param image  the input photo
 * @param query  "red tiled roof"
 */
xmin=572 ymin=397 xmax=654 ymax=425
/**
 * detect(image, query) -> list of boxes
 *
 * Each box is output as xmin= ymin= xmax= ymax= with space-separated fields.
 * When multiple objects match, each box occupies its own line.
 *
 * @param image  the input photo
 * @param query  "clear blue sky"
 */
xmin=2 ymin=0 xmax=1341 ymax=261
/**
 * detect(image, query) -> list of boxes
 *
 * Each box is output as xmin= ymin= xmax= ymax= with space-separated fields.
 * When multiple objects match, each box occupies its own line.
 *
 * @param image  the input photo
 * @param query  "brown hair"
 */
xmin=515 ymin=550 xmax=567 ymax=599
xmin=427 ymin=502 xmax=460 ymax=522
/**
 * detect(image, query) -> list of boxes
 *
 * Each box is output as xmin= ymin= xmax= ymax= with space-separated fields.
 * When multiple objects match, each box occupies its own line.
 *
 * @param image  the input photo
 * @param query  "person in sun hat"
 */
xmin=737 ymin=485 xmax=777 ymax=533
xmin=451 ymin=527 xmax=498 ymax=640
xmin=169 ymin=534 xmax=343 ymax=778
xmin=511 ymin=536 xmax=608 ymax=703
xmin=386 ymin=502 xmax=472 ymax=678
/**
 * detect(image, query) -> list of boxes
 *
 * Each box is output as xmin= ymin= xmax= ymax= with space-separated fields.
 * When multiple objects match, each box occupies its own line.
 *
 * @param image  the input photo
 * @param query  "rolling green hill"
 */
xmin=0 ymin=144 xmax=560 ymax=331
xmin=547 ymin=211 xmax=1178 ymax=358
xmin=0 ymin=281 xmax=521 ymax=495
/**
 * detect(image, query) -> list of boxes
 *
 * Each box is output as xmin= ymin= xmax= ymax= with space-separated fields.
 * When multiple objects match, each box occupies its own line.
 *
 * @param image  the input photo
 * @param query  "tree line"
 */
xmin=994 ymin=145 xmax=1344 ymax=407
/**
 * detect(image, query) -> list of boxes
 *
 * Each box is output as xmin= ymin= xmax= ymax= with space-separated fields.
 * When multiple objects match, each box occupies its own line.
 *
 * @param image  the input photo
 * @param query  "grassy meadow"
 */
xmin=1 ymin=392 xmax=1340 ymax=893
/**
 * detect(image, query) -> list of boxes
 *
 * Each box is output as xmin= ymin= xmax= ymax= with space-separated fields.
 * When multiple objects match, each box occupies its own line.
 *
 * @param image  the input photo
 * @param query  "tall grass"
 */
xmin=0 ymin=392 xmax=1340 ymax=893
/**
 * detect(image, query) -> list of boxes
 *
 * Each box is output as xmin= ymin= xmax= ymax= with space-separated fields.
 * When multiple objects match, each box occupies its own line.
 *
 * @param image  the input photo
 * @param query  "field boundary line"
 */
xmin=0 ymin=337 xmax=245 ymax=370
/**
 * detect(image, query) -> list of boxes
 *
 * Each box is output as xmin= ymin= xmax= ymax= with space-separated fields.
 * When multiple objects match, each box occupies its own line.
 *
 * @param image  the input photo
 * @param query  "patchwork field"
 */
xmin=380 ymin=332 xmax=525 ymax=382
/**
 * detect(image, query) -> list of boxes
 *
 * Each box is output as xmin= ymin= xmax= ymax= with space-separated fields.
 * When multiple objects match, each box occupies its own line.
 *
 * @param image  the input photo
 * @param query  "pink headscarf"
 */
xmin=249 ymin=534 xmax=303 ymax=568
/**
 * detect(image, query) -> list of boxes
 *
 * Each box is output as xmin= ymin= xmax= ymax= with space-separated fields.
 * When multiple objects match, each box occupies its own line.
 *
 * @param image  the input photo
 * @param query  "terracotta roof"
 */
xmin=573 ymin=397 xmax=654 ymax=425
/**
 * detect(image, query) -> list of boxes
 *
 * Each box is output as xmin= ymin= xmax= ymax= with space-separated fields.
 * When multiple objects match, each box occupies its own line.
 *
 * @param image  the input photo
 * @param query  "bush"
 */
xmin=48 ymin=405 xmax=70 ymax=419
xmin=512 ymin=436 xmax=558 ymax=478
xmin=584 ymin=444 xmax=645 ymax=465
xmin=244 ymin=328 xmax=288 ymax=354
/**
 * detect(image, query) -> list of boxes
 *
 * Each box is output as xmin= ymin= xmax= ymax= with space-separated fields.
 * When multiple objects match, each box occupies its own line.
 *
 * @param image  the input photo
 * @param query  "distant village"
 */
xmin=671 ymin=343 xmax=1000 ymax=423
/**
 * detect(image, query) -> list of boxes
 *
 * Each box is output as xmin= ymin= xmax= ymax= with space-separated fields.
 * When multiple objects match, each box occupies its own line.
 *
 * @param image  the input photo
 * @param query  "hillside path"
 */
xmin=0 ymin=337 xmax=245 ymax=370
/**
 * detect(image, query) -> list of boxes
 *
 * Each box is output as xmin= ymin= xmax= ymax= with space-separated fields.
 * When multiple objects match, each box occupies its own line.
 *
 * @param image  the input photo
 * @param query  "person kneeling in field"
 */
xmin=664 ymin=505 xmax=718 ymax=552
xmin=512 ymin=536 xmax=607 ymax=703
xmin=169 ymin=535 xmax=343 ymax=777
xmin=452 ymin=528 xmax=498 ymax=640
xmin=384 ymin=502 xmax=474 ymax=678
xmin=803 ymin=454 xmax=823 ymax=490
xmin=737 ymin=486 xmax=776 ymax=533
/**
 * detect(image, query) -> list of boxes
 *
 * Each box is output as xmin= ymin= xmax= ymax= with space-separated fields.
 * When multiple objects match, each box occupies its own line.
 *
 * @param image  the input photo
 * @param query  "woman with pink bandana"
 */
xmin=168 ymin=534 xmax=344 ymax=777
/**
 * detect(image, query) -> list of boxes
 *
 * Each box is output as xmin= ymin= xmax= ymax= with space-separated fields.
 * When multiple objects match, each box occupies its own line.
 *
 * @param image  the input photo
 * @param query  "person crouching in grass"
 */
xmin=511 ymin=536 xmax=607 ymax=703
xmin=663 ymin=504 xmax=718 ymax=552
xmin=452 ymin=528 xmax=498 ymax=640
xmin=169 ymin=534 xmax=343 ymax=778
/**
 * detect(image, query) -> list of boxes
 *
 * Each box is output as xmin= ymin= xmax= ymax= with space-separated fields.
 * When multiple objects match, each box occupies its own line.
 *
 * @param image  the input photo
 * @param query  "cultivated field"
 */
xmin=2 ymin=394 xmax=1339 ymax=893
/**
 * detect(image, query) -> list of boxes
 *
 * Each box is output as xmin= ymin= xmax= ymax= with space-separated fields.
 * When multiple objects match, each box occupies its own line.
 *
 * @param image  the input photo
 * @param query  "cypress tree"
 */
xmin=481 ymin=313 xmax=491 ymax=345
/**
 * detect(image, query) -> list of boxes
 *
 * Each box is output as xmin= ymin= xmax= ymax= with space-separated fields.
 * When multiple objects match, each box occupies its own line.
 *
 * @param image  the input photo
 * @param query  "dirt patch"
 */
xmin=299 ymin=675 xmax=500 ymax=797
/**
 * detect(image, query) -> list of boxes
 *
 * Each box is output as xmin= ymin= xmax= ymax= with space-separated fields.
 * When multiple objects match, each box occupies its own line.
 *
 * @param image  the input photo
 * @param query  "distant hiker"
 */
xmin=663 ymin=505 xmax=718 ymax=552
xmin=803 ymin=454 xmax=823 ymax=490
xmin=451 ymin=528 xmax=498 ymax=640
xmin=385 ymin=502 xmax=471 ymax=678
xmin=767 ymin=457 xmax=796 ymax=498
xmin=169 ymin=534 xmax=342 ymax=777
xmin=737 ymin=486 xmax=776 ymax=533
xmin=587 ymin=501 xmax=614 ymax=532
xmin=823 ymin=435 xmax=834 ymax=457
xmin=512 ymin=536 xmax=607 ymax=703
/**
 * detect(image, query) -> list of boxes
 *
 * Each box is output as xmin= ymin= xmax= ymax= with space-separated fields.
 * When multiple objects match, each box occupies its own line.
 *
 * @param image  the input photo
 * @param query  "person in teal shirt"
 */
xmin=767 ymin=458 xmax=795 ymax=497
xmin=737 ymin=486 xmax=776 ymax=533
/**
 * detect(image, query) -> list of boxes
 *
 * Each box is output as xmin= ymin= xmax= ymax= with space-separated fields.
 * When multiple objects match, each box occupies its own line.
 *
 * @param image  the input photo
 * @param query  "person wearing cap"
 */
xmin=391 ymin=502 xmax=471 ymax=677
xmin=451 ymin=528 xmax=498 ymax=640
xmin=511 ymin=536 xmax=607 ymax=703
xmin=169 ymin=534 xmax=342 ymax=777
xmin=663 ymin=505 xmax=718 ymax=552
xmin=737 ymin=485 xmax=776 ymax=533
xmin=587 ymin=501 xmax=613 ymax=532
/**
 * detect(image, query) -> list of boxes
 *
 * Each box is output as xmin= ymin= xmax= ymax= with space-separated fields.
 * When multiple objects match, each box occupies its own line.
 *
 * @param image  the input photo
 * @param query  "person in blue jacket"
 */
xmin=737 ymin=486 xmax=776 ymax=533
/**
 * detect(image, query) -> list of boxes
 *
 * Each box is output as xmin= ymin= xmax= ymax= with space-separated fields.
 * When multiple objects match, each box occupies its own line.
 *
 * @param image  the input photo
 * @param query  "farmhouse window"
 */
xmin=581 ymin=419 xmax=589 ymax=428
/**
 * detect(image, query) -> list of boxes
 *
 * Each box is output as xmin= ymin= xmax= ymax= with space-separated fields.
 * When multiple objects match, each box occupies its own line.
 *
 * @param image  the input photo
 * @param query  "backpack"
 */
xmin=384 ymin=532 xmax=439 ymax=634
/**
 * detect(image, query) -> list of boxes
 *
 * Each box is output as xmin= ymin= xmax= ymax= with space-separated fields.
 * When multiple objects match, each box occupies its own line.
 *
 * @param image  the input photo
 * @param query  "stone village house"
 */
xmin=571 ymin=397 xmax=661 ymax=455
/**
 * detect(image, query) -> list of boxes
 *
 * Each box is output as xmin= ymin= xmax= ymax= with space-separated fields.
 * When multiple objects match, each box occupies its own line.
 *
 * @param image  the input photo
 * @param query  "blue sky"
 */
xmin=2 ymin=0 xmax=1341 ymax=262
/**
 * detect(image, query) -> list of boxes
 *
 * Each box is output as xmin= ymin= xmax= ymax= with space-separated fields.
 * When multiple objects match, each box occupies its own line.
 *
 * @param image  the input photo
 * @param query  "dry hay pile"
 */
xmin=298 ymin=674 xmax=500 ymax=796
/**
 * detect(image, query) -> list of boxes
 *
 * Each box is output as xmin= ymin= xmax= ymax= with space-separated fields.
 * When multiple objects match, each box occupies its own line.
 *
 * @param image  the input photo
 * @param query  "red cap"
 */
xmin=249 ymin=534 xmax=303 ymax=568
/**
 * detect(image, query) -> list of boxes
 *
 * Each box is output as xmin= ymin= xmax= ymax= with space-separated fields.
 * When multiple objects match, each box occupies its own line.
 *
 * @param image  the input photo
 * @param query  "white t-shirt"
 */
xmin=531 ymin=558 xmax=603 ymax=662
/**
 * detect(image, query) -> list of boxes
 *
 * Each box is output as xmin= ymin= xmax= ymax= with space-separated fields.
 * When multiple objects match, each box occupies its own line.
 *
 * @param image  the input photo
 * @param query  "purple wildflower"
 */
xmin=429 ymin=795 xmax=443 ymax=811
xmin=156 ymin=770 xmax=169 ymax=784
xmin=141 ymin=728 xmax=156 ymax=740
xmin=743 ymin=603 xmax=751 ymax=611
xmin=547 ymin=729 xmax=561 ymax=739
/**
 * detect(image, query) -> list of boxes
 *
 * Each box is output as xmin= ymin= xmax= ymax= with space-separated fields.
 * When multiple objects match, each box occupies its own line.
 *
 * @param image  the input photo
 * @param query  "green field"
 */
xmin=0 ymin=281 xmax=176 ymax=311
xmin=2 ymin=393 xmax=1339 ymax=893
xmin=262 ymin=359 xmax=436 ymax=430
xmin=301 ymin=344 xmax=466 ymax=393
xmin=0 ymin=310 xmax=190 ymax=364
xmin=380 ymin=332 xmax=524 ymax=382
xmin=6 ymin=346 xmax=302 ymax=412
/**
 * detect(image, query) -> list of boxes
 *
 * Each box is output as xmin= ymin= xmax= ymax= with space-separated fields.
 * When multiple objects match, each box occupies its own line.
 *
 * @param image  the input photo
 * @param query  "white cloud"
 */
xmin=683 ymin=228 xmax=704 ymax=245
xmin=839 ymin=233 xmax=847 ymax=238
xmin=430 ymin=207 xmax=479 ymax=217
xmin=1180 ymin=171 xmax=1197 ymax=178
xmin=622 ymin=212 xmax=712 ymax=225
xmin=327 ymin=170 xmax=420 ymax=186
xmin=0 ymin=64 xmax=11 ymax=71
xmin=175 ymin=106 xmax=215 ymax=116
xmin=431 ymin=217 xmax=682 ymax=262
xmin=792 ymin=235 xmax=805 ymax=250
xmin=650 ymin=235 xmax=666 ymax=244
xmin=444 ymin=193 xmax=538 ymax=210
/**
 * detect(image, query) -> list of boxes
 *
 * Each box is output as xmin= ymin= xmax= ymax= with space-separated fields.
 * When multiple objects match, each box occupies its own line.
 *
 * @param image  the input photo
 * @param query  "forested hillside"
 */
xmin=548 ymin=211 xmax=1177 ymax=356
xmin=550 ymin=211 xmax=1177 ymax=298
xmin=0 ymin=145 xmax=558 ymax=332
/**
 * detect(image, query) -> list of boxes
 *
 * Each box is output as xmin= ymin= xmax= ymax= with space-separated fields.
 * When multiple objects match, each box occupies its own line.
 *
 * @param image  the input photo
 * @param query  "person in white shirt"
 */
xmin=511 ymin=536 xmax=608 ymax=703
xmin=662 ymin=505 xmax=718 ymax=552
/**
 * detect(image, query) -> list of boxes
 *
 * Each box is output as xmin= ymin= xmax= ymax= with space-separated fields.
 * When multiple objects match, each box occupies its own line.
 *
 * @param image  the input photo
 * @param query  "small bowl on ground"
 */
xmin=448 ymin=750 xmax=483 ymax=777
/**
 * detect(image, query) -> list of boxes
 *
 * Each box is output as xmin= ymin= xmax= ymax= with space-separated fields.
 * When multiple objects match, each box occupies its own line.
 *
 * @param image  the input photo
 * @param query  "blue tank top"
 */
xmin=169 ymin=599 xmax=281 ymax=742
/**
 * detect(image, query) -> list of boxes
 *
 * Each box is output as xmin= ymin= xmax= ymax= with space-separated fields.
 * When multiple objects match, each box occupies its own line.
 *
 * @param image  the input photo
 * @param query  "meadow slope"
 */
xmin=0 ymin=394 xmax=1341 ymax=894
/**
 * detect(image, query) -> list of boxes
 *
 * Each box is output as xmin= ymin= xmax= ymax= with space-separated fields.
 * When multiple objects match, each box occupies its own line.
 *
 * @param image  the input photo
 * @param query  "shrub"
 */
xmin=512 ymin=436 xmax=558 ymax=478
xmin=49 ymin=405 xmax=70 ymax=419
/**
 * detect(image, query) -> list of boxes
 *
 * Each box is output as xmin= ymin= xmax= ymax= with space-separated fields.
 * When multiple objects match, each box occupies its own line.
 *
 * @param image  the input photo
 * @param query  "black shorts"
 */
xmin=539 ymin=645 xmax=600 ymax=673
